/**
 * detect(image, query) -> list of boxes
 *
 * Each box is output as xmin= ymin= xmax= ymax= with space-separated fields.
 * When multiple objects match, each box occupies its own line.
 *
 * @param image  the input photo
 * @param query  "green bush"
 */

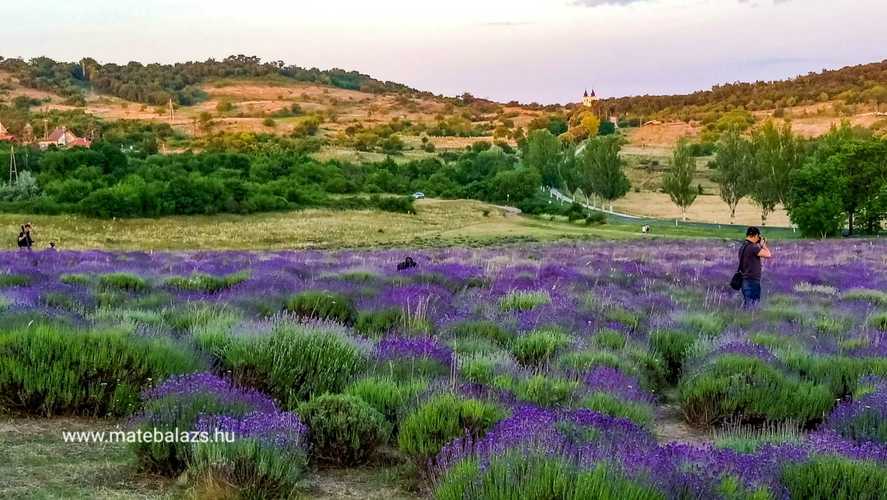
xmin=594 ymin=328 xmax=627 ymax=350
xmin=869 ymin=311 xmax=887 ymax=331
xmin=165 ymin=271 xmax=249 ymax=293
xmin=189 ymin=439 xmax=307 ymax=499
xmin=602 ymin=307 xmax=642 ymax=331
xmin=355 ymin=308 xmax=403 ymax=337
xmin=0 ymin=273 xmax=31 ymax=287
xmin=298 ymin=394 xmax=389 ymax=465
xmin=511 ymin=328 xmax=572 ymax=367
xmin=679 ymin=355 xmax=833 ymax=426
xmin=650 ymin=330 xmax=696 ymax=384
xmin=216 ymin=323 xmax=368 ymax=408
xmin=448 ymin=320 xmax=514 ymax=347
xmin=713 ymin=420 xmax=804 ymax=453
xmin=398 ymin=394 xmax=505 ymax=465
xmin=679 ymin=312 xmax=726 ymax=337
xmin=60 ymin=273 xmax=91 ymax=285
xmin=843 ymin=289 xmax=887 ymax=306
xmin=0 ymin=325 xmax=201 ymax=416
xmin=508 ymin=374 xmax=579 ymax=408
xmin=459 ymin=352 xmax=512 ymax=386
xmin=499 ymin=290 xmax=551 ymax=312
xmin=447 ymin=337 xmax=501 ymax=355
xmin=134 ymin=390 xmax=255 ymax=475
xmin=780 ymin=457 xmax=887 ymax=500
xmin=284 ymin=290 xmax=356 ymax=324
xmin=98 ymin=272 xmax=149 ymax=292
xmin=434 ymin=454 xmax=664 ymax=500
xmin=784 ymin=354 xmax=887 ymax=398
xmin=345 ymin=376 xmax=427 ymax=427
xmin=560 ymin=350 xmax=627 ymax=373
xmin=580 ymin=392 xmax=655 ymax=429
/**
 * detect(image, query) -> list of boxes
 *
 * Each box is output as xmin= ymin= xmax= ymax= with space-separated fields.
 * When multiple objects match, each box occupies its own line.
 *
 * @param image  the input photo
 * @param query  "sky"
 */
xmin=2 ymin=0 xmax=886 ymax=104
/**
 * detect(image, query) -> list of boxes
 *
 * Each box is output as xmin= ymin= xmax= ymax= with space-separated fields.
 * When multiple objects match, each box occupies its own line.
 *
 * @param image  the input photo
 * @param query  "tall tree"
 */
xmin=581 ymin=136 xmax=630 ymax=212
xmin=750 ymin=120 xmax=804 ymax=226
xmin=713 ymin=129 xmax=753 ymax=224
xmin=662 ymin=139 xmax=698 ymax=221
xmin=524 ymin=129 xmax=563 ymax=189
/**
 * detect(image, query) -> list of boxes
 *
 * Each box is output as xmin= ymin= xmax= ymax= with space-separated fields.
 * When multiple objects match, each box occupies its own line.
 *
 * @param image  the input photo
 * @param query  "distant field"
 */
xmin=0 ymin=199 xmax=650 ymax=251
xmin=612 ymin=192 xmax=792 ymax=227
xmin=0 ymin=198 xmax=789 ymax=252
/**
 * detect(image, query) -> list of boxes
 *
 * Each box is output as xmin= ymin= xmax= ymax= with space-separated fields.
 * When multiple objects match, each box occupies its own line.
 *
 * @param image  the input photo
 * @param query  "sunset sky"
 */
xmin=3 ymin=0 xmax=885 ymax=103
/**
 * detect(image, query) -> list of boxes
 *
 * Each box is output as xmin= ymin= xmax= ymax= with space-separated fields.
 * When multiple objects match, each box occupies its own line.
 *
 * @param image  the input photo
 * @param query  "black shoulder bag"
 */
xmin=730 ymin=242 xmax=749 ymax=291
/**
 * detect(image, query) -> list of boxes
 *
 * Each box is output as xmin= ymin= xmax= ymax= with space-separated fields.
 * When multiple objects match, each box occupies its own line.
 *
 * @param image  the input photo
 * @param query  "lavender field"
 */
xmin=1 ymin=240 xmax=886 ymax=499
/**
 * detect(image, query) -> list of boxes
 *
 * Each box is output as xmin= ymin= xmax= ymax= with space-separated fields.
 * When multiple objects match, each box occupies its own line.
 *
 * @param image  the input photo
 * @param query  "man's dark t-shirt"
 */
xmin=740 ymin=242 xmax=762 ymax=281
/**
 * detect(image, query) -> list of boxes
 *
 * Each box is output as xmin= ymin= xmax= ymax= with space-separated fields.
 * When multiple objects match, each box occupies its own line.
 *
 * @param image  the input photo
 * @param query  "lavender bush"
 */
xmin=1 ymin=239 xmax=885 ymax=498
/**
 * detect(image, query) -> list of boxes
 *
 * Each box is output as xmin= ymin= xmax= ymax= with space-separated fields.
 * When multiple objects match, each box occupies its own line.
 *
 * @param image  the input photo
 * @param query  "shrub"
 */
xmin=679 ymin=312 xmax=726 ymax=337
xmin=217 ymin=322 xmax=368 ymax=408
xmin=679 ymin=355 xmax=833 ymax=427
xmin=448 ymin=320 xmax=514 ymax=347
xmin=345 ymin=376 xmax=427 ymax=426
xmin=869 ymin=311 xmax=887 ymax=331
xmin=843 ymin=289 xmax=887 ymax=306
xmin=580 ymin=393 xmax=655 ymax=429
xmin=189 ymin=438 xmax=307 ymax=499
xmin=602 ymin=307 xmax=642 ymax=331
xmin=713 ymin=420 xmax=804 ymax=453
xmin=98 ymin=272 xmax=149 ymax=292
xmin=284 ymin=290 xmax=356 ymax=324
xmin=508 ymin=374 xmax=579 ymax=408
xmin=784 ymin=354 xmax=887 ymax=398
xmin=298 ymin=394 xmax=389 ymax=465
xmin=133 ymin=372 xmax=285 ymax=475
xmin=434 ymin=454 xmax=663 ymax=500
xmin=447 ymin=337 xmax=501 ymax=355
xmin=0 ymin=273 xmax=31 ymax=287
xmin=511 ymin=328 xmax=572 ymax=367
xmin=60 ymin=273 xmax=91 ymax=286
xmin=0 ymin=325 xmax=201 ymax=416
xmin=780 ymin=457 xmax=887 ymax=500
xmin=459 ymin=352 xmax=513 ymax=386
xmin=594 ymin=328 xmax=627 ymax=350
xmin=499 ymin=290 xmax=551 ymax=312
xmin=399 ymin=394 xmax=505 ymax=465
xmin=165 ymin=271 xmax=249 ymax=293
xmin=560 ymin=350 xmax=627 ymax=373
xmin=355 ymin=308 xmax=403 ymax=337
xmin=650 ymin=330 xmax=696 ymax=383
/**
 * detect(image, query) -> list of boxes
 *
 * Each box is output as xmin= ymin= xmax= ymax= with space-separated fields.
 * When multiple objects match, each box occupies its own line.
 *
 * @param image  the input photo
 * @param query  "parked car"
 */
xmin=412 ymin=192 xmax=425 ymax=199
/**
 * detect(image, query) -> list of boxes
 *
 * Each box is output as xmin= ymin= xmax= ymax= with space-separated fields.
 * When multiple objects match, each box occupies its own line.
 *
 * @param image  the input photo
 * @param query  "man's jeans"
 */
xmin=742 ymin=279 xmax=761 ymax=307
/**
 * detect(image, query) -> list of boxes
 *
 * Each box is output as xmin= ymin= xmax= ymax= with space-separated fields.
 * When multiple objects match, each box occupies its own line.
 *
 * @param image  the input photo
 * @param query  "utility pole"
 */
xmin=168 ymin=97 xmax=175 ymax=123
xmin=8 ymin=145 xmax=18 ymax=184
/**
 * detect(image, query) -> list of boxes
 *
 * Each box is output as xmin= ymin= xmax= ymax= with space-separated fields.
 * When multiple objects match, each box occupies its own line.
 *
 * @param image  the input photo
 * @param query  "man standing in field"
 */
xmin=739 ymin=227 xmax=772 ymax=307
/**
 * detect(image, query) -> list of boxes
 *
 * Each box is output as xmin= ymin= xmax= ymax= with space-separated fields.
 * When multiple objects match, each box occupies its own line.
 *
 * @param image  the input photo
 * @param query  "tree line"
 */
xmin=0 ymin=55 xmax=419 ymax=106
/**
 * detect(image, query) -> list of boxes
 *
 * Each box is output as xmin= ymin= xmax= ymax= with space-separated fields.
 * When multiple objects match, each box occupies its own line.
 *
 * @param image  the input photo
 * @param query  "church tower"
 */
xmin=582 ymin=89 xmax=598 ymax=109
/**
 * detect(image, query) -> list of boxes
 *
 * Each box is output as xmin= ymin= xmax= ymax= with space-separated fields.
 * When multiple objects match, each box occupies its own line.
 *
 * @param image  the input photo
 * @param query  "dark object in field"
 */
xmin=397 ymin=257 xmax=417 ymax=271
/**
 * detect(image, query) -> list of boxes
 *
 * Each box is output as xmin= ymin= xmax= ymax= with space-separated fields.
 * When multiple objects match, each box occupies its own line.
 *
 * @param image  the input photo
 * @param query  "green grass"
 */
xmin=498 ymin=290 xmax=551 ymax=312
xmin=0 ymin=418 xmax=176 ymax=499
xmin=511 ymin=328 xmax=573 ymax=367
xmin=580 ymin=392 xmax=655 ymax=429
xmin=398 ymin=394 xmax=505 ymax=465
xmin=0 ymin=273 xmax=31 ymax=287
xmin=433 ymin=453 xmax=664 ymax=500
xmin=0 ymin=325 xmax=203 ymax=416
xmin=679 ymin=355 xmax=834 ymax=427
xmin=164 ymin=271 xmax=249 ymax=293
